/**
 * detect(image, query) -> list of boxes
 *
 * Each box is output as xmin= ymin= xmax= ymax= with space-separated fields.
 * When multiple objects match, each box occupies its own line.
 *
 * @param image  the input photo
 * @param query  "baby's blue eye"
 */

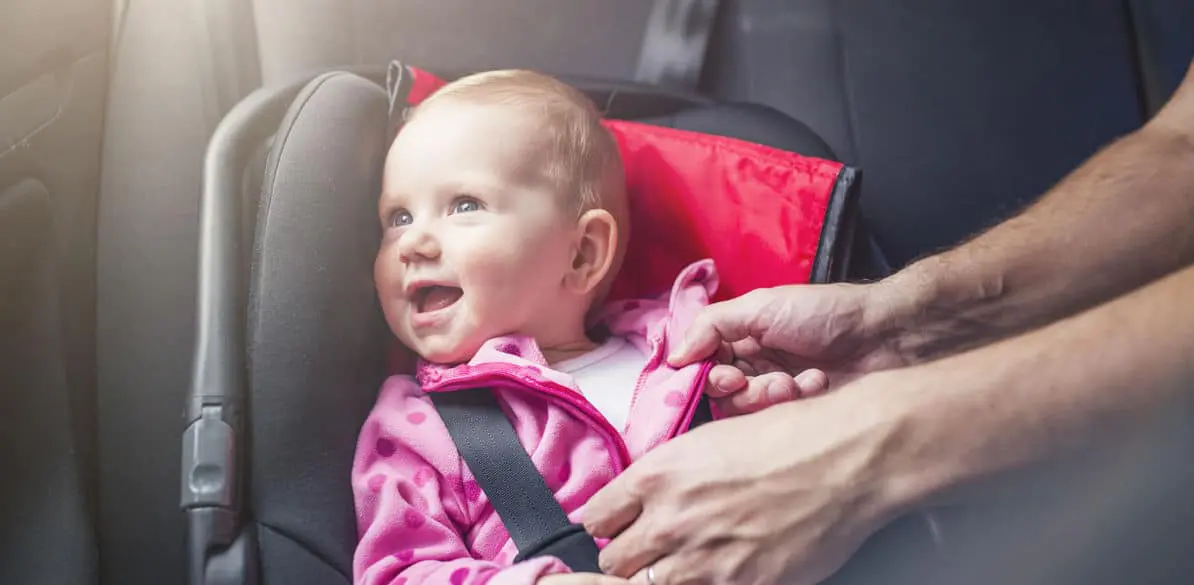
xmin=451 ymin=197 xmax=483 ymax=214
xmin=390 ymin=210 xmax=413 ymax=227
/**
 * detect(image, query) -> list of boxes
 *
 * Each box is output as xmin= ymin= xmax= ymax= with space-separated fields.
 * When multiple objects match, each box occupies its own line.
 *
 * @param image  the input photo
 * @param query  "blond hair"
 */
xmin=406 ymin=69 xmax=625 ymax=220
xmin=408 ymin=70 xmax=629 ymax=306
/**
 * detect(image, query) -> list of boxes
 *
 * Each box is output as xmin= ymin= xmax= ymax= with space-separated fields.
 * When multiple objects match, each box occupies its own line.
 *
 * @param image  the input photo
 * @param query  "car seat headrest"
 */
xmin=247 ymin=71 xmax=393 ymax=574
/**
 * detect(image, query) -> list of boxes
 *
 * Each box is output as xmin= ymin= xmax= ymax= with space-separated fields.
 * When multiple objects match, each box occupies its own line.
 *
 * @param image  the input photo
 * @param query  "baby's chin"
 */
xmin=405 ymin=335 xmax=483 ymax=366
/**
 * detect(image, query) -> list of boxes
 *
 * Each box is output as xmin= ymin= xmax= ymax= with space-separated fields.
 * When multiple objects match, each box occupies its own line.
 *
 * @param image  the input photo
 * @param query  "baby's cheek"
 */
xmin=373 ymin=241 xmax=405 ymax=286
xmin=467 ymin=260 xmax=535 ymax=305
xmin=460 ymin=233 xmax=570 ymax=322
xmin=461 ymin=289 xmax=517 ymax=339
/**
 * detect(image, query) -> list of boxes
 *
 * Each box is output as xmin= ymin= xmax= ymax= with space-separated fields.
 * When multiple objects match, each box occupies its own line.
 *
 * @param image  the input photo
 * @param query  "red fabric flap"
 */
xmin=604 ymin=120 xmax=842 ymax=302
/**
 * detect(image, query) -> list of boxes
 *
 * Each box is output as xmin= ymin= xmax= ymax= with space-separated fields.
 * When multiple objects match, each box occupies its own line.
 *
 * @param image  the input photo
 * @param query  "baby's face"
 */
xmin=375 ymin=103 xmax=581 ymax=363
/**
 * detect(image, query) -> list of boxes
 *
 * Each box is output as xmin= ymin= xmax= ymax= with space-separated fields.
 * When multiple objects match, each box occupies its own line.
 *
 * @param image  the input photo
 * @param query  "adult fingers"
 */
xmin=793 ymin=369 xmax=830 ymax=397
xmin=732 ymin=359 xmax=759 ymax=377
xmin=705 ymin=365 xmax=747 ymax=398
xmin=628 ymin=552 xmax=703 ymax=585
xmin=726 ymin=337 xmax=764 ymax=363
xmin=711 ymin=372 xmax=797 ymax=416
xmin=595 ymin=507 xmax=673 ymax=578
xmin=725 ymin=338 xmax=786 ymax=375
xmin=539 ymin=572 xmax=633 ymax=585
xmin=583 ymin=469 xmax=646 ymax=540
xmin=714 ymin=341 xmax=734 ymax=366
xmin=588 ymin=458 xmax=683 ymax=577
xmin=711 ymin=370 xmax=826 ymax=416
xmin=706 ymin=363 xmax=824 ymax=401
xmin=667 ymin=297 xmax=761 ymax=367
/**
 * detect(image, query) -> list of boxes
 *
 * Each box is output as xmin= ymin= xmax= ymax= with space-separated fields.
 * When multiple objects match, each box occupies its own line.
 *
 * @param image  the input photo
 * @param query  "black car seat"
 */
xmin=181 ymin=64 xmax=948 ymax=585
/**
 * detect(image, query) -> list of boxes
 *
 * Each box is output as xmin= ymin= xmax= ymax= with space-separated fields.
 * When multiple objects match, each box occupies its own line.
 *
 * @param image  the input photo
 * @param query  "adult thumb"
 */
xmin=667 ymin=299 xmax=755 ymax=367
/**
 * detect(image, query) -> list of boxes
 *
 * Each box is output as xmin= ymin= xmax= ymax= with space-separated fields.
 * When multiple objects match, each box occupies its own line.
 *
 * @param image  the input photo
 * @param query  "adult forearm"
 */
xmin=879 ymin=62 xmax=1194 ymax=362
xmin=870 ymin=261 xmax=1194 ymax=513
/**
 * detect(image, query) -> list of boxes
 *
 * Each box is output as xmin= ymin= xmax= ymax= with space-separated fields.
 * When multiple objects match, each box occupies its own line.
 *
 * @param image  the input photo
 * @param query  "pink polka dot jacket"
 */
xmin=352 ymin=260 xmax=721 ymax=585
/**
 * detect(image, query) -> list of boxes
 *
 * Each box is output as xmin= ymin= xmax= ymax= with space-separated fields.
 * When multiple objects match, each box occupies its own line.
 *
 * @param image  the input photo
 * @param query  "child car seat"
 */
xmin=181 ymin=63 xmax=924 ymax=585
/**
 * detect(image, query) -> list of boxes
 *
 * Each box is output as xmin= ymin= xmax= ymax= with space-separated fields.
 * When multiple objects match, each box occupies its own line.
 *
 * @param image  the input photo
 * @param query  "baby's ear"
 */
xmin=566 ymin=209 xmax=619 ymax=295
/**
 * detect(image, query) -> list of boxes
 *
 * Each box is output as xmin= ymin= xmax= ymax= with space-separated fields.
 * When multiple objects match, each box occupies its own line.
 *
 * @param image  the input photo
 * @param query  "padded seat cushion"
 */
xmin=249 ymin=72 xmax=392 ymax=584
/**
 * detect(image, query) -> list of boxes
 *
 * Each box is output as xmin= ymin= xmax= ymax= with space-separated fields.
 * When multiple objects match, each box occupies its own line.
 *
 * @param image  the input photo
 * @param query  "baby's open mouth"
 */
xmin=413 ymin=285 xmax=463 ymax=314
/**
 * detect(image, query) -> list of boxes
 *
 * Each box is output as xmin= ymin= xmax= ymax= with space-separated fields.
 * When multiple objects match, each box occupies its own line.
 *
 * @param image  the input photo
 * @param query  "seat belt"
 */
xmin=430 ymin=388 xmax=715 ymax=573
xmin=430 ymin=389 xmax=603 ymax=573
xmin=633 ymin=0 xmax=722 ymax=91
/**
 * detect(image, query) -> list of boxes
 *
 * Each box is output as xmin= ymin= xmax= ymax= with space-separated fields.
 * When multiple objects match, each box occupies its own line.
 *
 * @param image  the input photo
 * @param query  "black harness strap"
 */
xmin=429 ymin=388 xmax=602 ymax=573
xmin=430 ymin=387 xmax=715 ymax=573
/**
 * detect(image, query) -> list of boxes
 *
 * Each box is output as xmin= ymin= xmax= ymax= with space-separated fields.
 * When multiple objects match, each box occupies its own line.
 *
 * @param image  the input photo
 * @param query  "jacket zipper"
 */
xmin=634 ymin=329 xmax=715 ymax=442
xmin=617 ymin=333 xmax=716 ymax=446
xmin=670 ymin=360 xmax=715 ymax=439
xmin=623 ymin=335 xmax=661 ymax=433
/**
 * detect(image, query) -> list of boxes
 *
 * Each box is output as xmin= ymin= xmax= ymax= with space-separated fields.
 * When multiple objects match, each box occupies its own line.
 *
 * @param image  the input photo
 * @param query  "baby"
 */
xmin=354 ymin=70 xmax=736 ymax=585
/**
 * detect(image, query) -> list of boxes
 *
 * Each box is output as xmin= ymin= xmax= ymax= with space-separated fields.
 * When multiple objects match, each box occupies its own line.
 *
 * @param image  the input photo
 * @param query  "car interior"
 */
xmin=2 ymin=1 xmax=1193 ymax=585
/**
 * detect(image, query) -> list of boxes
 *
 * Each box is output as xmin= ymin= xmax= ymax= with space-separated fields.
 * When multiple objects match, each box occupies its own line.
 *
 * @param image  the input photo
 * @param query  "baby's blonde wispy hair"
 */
xmin=406 ymin=69 xmax=626 ymax=221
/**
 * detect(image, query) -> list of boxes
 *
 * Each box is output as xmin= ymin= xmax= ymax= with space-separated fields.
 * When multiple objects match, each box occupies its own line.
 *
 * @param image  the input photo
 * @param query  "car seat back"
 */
xmin=184 ymin=65 xmax=878 ymax=585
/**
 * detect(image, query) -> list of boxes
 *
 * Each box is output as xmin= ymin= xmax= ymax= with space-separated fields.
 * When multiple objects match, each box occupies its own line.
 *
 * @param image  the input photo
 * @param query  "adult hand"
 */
xmin=537 ymin=573 xmax=630 ymax=585
xmin=583 ymin=383 xmax=912 ymax=585
xmin=673 ymin=283 xmax=915 ymax=416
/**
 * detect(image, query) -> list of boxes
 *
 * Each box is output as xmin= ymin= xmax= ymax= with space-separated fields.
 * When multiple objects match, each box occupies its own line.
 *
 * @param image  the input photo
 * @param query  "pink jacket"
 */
xmin=352 ymin=260 xmax=720 ymax=585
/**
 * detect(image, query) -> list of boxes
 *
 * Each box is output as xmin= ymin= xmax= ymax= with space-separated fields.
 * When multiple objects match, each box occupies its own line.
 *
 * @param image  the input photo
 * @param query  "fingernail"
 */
xmin=712 ymin=379 xmax=726 ymax=392
xmin=795 ymin=369 xmax=828 ymax=394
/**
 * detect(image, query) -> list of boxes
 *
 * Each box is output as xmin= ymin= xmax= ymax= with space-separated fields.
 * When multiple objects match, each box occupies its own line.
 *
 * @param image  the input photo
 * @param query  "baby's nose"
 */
xmin=397 ymin=225 xmax=441 ymax=262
